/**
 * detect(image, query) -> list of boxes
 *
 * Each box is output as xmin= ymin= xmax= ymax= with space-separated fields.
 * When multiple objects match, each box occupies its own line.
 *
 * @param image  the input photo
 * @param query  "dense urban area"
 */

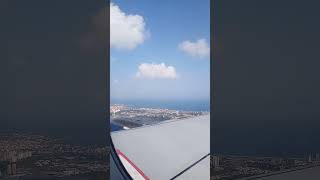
xmin=211 ymin=153 xmax=320 ymax=179
xmin=0 ymin=134 xmax=108 ymax=179
xmin=110 ymin=104 xmax=207 ymax=128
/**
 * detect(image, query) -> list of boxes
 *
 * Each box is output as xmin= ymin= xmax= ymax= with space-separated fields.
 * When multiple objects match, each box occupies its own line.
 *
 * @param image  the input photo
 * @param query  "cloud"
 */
xmin=178 ymin=38 xmax=210 ymax=58
xmin=113 ymin=79 xmax=119 ymax=84
xmin=110 ymin=3 xmax=149 ymax=50
xmin=135 ymin=63 xmax=178 ymax=80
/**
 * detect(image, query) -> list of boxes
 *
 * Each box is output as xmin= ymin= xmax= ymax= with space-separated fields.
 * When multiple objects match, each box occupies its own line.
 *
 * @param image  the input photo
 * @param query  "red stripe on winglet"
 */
xmin=116 ymin=149 xmax=150 ymax=180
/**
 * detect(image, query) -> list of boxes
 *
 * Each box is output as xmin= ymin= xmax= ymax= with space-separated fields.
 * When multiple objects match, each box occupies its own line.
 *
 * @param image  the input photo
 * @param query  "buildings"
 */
xmin=0 ymin=150 xmax=32 ymax=177
xmin=211 ymin=155 xmax=220 ymax=168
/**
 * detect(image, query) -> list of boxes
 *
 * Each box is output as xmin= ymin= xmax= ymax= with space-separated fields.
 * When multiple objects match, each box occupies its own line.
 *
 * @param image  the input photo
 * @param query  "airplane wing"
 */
xmin=110 ymin=114 xmax=210 ymax=180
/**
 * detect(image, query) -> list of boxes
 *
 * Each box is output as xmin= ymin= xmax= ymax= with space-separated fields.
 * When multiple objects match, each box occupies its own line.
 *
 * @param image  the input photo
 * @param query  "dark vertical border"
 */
xmin=210 ymin=0 xmax=215 ymax=178
xmin=106 ymin=0 xmax=110 ymax=147
xmin=210 ymin=0 xmax=214 ymax=153
xmin=106 ymin=0 xmax=111 ymax=179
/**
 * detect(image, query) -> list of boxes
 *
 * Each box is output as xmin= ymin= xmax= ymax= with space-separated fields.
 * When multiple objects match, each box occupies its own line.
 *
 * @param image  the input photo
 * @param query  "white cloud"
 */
xmin=135 ymin=63 xmax=178 ymax=80
xmin=113 ymin=79 xmax=119 ymax=84
xmin=110 ymin=3 xmax=149 ymax=50
xmin=178 ymin=38 xmax=210 ymax=58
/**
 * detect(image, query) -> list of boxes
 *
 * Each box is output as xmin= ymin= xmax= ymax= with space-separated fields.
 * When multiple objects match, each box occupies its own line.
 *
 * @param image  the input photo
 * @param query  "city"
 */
xmin=0 ymin=134 xmax=108 ymax=179
xmin=110 ymin=104 xmax=208 ymax=129
xmin=211 ymin=153 xmax=320 ymax=179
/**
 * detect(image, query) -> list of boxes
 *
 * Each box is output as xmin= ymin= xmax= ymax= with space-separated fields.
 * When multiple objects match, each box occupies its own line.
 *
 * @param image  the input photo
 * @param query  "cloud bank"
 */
xmin=110 ymin=3 xmax=149 ymax=50
xmin=178 ymin=38 xmax=210 ymax=58
xmin=135 ymin=63 xmax=177 ymax=80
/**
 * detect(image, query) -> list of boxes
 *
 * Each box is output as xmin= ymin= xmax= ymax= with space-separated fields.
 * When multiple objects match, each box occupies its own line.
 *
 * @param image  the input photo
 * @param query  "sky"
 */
xmin=213 ymin=0 xmax=320 ymax=156
xmin=110 ymin=0 xmax=210 ymax=101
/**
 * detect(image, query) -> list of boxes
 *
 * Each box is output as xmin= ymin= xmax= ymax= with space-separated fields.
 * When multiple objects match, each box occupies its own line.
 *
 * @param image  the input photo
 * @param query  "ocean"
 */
xmin=110 ymin=99 xmax=210 ymax=112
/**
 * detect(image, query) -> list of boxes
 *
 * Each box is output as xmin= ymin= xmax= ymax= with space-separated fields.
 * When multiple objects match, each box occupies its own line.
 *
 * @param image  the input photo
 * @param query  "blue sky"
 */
xmin=110 ymin=0 xmax=210 ymax=101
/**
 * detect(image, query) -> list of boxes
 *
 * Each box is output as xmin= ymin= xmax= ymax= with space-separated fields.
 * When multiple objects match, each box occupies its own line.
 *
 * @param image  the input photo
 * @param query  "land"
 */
xmin=210 ymin=154 xmax=320 ymax=180
xmin=110 ymin=104 xmax=208 ymax=128
xmin=0 ymin=133 xmax=108 ymax=179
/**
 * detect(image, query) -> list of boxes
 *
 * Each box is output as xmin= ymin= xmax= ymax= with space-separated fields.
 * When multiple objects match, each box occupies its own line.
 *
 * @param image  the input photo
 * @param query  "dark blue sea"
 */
xmin=110 ymin=99 xmax=210 ymax=112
